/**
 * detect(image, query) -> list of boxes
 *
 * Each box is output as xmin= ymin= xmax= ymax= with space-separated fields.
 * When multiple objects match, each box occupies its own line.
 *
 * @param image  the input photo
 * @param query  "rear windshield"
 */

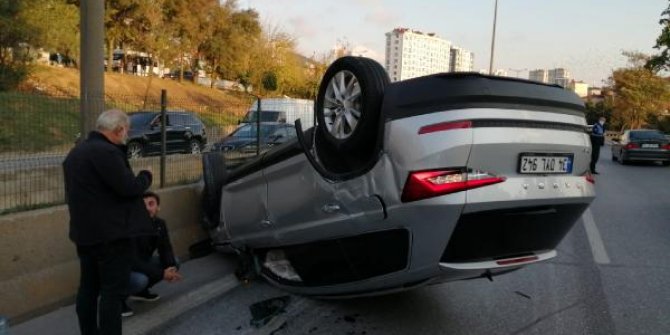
xmin=630 ymin=131 xmax=666 ymax=140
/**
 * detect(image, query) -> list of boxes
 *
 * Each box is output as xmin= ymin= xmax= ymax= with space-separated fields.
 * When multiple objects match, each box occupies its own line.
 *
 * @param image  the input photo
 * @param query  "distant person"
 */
xmin=63 ymin=109 xmax=154 ymax=335
xmin=122 ymin=191 xmax=182 ymax=317
xmin=590 ymin=116 xmax=607 ymax=174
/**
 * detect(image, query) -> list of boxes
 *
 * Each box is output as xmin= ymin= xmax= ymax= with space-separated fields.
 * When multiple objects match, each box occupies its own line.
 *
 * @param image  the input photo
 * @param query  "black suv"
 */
xmin=127 ymin=111 xmax=207 ymax=158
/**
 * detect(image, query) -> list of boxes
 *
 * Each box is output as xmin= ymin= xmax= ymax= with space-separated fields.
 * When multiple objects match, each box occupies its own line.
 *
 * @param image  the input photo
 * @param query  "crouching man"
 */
xmin=123 ymin=191 xmax=182 ymax=317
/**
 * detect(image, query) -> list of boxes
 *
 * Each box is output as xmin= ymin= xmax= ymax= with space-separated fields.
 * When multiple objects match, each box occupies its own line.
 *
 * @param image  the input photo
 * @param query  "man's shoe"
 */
xmin=121 ymin=302 xmax=134 ymax=317
xmin=130 ymin=289 xmax=160 ymax=302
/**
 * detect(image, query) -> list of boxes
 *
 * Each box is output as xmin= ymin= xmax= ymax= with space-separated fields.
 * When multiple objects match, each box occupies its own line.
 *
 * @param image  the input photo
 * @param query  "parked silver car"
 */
xmin=201 ymin=56 xmax=596 ymax=297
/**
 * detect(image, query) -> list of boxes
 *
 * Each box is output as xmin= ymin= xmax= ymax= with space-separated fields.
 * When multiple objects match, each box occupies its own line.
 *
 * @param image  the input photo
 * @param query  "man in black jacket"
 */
xmin=63 ymin=109 xmax=153 ymax=335
xmin=123 ymin=191 xmax=182 ymax=316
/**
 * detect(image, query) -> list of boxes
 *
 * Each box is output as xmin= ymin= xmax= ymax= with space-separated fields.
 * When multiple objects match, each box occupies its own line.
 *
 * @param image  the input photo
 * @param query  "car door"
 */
xmin=263 ymin=153 xmax=386 ymax=246
xmin=166 ymin=113 xmax=188 ymax=152
xmin=144 ymin=114 xmax=163 ymax=153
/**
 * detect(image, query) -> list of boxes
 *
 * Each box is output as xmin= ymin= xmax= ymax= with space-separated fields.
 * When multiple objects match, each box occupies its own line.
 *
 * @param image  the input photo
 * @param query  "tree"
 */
xmin=647 ymin=1 xmax=670 ymax=72
xmin=23 ymin=0 xmax=79 ymax=67
xmin=164 ymin=0 xmax=218 ymax=81
xmin=0 ymin=1 xmax=40 ymax=90
xmin=611 ymin=52 xmax=670 ymax=130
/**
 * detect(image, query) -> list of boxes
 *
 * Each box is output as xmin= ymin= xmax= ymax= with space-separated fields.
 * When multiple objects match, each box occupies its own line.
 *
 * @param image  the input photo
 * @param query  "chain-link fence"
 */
xmin=0 ymin=91 xmax=316 ymax=215
xmin=0 ymin=90 xmax=247 ymax=214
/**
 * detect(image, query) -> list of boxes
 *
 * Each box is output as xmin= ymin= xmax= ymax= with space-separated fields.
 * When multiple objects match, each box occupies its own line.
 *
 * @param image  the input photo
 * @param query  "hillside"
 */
xmin=1 ymin=66 xmax=255 ymax=153
xmin=23 ymin=65 xmax=253 ymax=110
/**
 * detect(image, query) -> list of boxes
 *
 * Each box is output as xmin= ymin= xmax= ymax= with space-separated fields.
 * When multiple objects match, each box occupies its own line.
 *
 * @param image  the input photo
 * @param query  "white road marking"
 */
xmin=582 ymin=208 xmax=611 ymax=264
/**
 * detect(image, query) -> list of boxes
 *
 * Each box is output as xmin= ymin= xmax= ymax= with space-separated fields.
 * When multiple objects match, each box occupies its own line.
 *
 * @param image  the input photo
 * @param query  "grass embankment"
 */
xmin=1 ymin=65 xmax=253 ymax=153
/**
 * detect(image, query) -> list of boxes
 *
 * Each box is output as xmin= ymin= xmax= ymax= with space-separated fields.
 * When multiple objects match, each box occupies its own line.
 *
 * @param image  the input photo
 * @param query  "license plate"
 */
xmin=641 ymin=143 xmax=659 ymax=148
xmin=519 ymin=153 xmax=573 ymax=174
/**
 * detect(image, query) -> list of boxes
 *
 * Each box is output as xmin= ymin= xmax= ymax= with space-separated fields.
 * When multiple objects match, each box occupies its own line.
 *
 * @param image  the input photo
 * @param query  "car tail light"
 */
xmin=401 ymin=168 xmax=506 ymax=203
xmin=625 ymin=143 xmax=640 ymax=149
xmin=418 ymin=120 xmax=472 ymax=135
xmin=495 ymin=255 xmax=539 ymax=266
xmin=662 ymin=144 xmax=670 ymax=150
xmin=584 ymin=171 xmax=595 ymax=184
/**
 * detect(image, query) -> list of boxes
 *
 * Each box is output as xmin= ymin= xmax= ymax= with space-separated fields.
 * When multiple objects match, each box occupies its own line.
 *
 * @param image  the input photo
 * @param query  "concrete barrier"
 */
xmin=0 ymin=183 xmax=208 ymax=324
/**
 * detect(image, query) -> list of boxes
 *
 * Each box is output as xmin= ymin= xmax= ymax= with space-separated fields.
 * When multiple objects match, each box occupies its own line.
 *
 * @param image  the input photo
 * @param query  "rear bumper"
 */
xmin=623 ymin=150 xmax=670 ymax=161
xmin=441 ymin=203 xmax=589 ymax=263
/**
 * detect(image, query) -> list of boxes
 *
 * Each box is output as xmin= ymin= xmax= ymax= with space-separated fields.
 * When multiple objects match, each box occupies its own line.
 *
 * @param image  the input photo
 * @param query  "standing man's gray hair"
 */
xmin=96 ymin=109 xmax=129 ymax=131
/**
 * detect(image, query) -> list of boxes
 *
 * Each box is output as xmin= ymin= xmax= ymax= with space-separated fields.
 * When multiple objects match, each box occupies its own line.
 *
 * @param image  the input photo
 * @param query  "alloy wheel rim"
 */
xmin=322 ymin=70 xmax=362 ymax=140
xmin=191 ymin=142 xmax=201 ymax=154
xmin=128 ymin=143 xmax=141 ymax=158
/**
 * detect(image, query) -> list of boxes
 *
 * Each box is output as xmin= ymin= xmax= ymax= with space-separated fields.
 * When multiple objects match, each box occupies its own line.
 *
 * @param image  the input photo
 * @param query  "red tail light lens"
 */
xmin=418 ymin=120 xmax=472 ymax=135
xmin=625 ymin=143 xmax=640 ymax=149
xmin=401 ymin=168 xmax=506 ymax=203
xmin=662 ymin=144 xmax=670 ymax=150
xmin=584 ymin=172 xmax=595 ymax=184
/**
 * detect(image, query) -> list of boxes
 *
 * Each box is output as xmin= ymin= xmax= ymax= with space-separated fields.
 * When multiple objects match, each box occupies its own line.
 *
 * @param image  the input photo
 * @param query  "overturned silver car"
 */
xmin=201 ymin=56 xmax=595 ymax=297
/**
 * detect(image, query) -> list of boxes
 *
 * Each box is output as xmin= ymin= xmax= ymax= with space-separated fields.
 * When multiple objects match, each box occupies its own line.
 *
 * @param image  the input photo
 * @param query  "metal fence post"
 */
xmin=256 ymin=97 xmax=261 ymax=156
xmin=160 ymin=89 xmax=167 ymax=188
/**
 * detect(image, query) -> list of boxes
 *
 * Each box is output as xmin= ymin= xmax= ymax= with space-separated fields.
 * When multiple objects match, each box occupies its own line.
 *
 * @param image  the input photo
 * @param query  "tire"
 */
xmin=189 ymin=139 xmax=202 ymax=154
xmin=315 ymin=56 xmax=389 ymax=152
xmin=127 ymin=141 xmax=143 ymax=159
xmin=201 ymin=152 xmax=227 ymax=230
xmin=662 ymin=161 xmax=670 ymax=166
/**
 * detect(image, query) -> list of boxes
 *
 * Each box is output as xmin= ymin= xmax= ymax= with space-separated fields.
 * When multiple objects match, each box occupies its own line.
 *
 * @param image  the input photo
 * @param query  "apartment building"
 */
xmin=529 ymin=69 xmax=548 ymax=83
xmin=385 ymin=28 xmax=452 ymax=82
xmin=449 ymin=46 xmax=474 ymax=72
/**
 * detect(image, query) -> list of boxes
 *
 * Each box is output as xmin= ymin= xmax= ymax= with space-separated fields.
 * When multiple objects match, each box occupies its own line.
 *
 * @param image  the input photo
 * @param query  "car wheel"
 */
xmin=662 ymin=161 xmax=670 ymax=166
xmin=189 ymin=139 xmax=202 ymax=154
xmin=127 ymin=141 xmax=143 ymax=159
xmin=315 ymin=56 xmax=389 ymax=151
xmin=201 ymin=152 xmax=227 ymax=230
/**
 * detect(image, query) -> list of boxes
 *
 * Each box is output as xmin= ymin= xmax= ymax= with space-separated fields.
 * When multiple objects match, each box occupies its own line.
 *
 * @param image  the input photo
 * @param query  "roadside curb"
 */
xmin=124 ymin=274 xmax=240 ymax=335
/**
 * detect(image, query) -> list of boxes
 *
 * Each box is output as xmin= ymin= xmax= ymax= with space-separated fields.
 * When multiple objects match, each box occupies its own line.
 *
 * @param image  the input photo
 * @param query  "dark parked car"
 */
xmin=611 ymin=129 xmax=670 ymax=165
xmin=127 ymin=111 xmax=207 ymax=158
xmin=201 ymin=56 xmax=595 ymax=297
xmin=211 ymin=123 xmax=296 ymax=165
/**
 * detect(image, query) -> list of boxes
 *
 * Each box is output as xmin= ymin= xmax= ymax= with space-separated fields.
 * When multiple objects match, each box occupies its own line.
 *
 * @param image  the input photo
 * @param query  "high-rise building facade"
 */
xmin=385 ymin=28 xmax=452 ymax=82
xmin=548 ymin=68 xmax=571 ymax=87
xmin=529 ymin=69 xmax=548 ymax=83
xmin=449 ymin=46 xmax=474 ymax=72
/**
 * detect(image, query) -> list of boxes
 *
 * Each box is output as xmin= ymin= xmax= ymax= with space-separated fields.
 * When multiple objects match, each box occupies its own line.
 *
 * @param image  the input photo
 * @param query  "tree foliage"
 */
xmin=23 ymin=0 xmax=79 ymax=65
xmin=611 ymin=52 xmax=670 ymax=130
xmin=0 ymin=1 xmax=40 ymax=90
xmin=647 ymin=1 xmax=670 ymax=72
xmin=3 ymin=0 xmax=328 ymax=97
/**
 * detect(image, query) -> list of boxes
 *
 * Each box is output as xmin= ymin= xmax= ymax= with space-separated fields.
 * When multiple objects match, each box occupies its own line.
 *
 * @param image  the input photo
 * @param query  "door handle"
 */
xmin=321 ymin=203 xmax=341 ymax=213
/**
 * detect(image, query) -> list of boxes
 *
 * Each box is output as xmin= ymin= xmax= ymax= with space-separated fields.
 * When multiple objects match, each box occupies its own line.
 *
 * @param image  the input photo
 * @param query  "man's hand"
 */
xmin=163 ymin=266 xmax=182 ymax=283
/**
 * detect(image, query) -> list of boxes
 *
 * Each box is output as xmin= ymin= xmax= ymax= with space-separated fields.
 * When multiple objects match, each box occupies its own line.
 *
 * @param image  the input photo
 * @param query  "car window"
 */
xmin=244 ymin=111 xmax=282 ymax=123
xmin=630 ymin=131 xmax=665 ymax=140
xmin=170 ymin=114 xmax=187 ymax=126
xmin=129 ymin=113 xmax=155 ymax=128
xmin=151 ymin=114 xmax=171 ymax=127
xmin=230 ymin=124 xmax=278 ymax=138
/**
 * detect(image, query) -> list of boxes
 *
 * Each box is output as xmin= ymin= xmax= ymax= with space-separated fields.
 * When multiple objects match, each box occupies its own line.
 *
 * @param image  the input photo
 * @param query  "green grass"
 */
xmin=0 ymin=92 xmax=80 ymax=153
xmin=0 ymin=92 xmax=245 ymax=153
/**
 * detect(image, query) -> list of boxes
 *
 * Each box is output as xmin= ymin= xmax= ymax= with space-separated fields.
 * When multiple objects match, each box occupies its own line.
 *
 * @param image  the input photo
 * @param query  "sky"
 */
xmin=245 ymin=0 xmax=668 ymax=87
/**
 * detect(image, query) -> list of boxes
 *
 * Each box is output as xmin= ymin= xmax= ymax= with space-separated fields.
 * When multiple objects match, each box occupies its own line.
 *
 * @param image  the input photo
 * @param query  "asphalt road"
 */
xmin=154 ymin=146 xmax=670 ymax=335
